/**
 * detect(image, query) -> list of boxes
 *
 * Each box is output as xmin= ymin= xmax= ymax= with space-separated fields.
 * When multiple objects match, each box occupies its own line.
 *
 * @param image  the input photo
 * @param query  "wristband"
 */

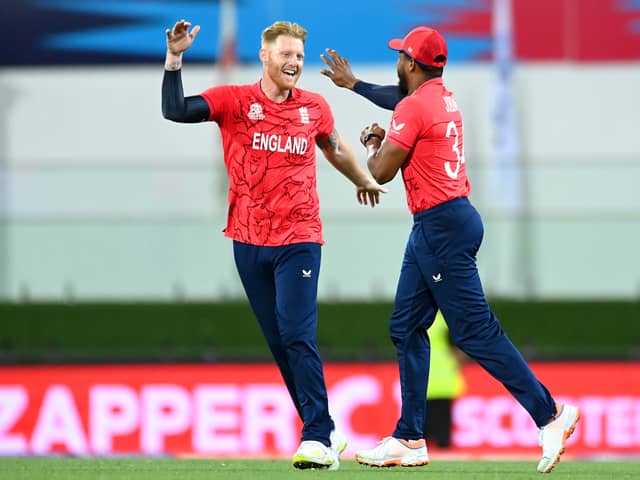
xmin=362 ymin=133 xmax=382 ymax=146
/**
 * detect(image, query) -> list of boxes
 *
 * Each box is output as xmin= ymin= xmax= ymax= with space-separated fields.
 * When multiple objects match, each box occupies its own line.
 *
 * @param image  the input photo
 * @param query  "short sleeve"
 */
xmin=315 ymin=95 xmax=335 ymax=138
xmin=199 ymin=85 xmax=232 ymax=123
xmin=386 ymin=96 xmax=422 ymax=152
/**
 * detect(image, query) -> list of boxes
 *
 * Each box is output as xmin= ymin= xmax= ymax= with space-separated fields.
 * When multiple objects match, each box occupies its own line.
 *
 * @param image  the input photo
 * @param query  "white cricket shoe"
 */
xmin=292 ymin=440 xmax=338 ymax=470
xmin=537 ymin=404 xmax=580 ymax=473
xmin=329 ymin=430 xmax=348 ymax=471
xmin=355 ymin=436 xmax=429 ymax=467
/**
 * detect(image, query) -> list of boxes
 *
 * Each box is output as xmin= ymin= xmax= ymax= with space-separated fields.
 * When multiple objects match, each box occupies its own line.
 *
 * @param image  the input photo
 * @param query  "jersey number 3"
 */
xmin=445 ymin=121 xmax=465 ymax=179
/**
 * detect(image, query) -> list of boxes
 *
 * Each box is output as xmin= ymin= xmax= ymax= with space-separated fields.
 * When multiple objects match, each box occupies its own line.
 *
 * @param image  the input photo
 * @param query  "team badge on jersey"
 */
xmin=298 ymin=107 xmax=309 ymax=125
xmin=248 ymin=103 xmax=265 ymax=121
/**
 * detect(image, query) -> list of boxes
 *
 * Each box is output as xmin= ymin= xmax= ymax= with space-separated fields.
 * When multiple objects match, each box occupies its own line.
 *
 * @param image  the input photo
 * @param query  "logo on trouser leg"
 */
xmin=432 ymin=273 xmax=442 ymax=283
xmin=302 ymin=269 xmax=312 ymax=278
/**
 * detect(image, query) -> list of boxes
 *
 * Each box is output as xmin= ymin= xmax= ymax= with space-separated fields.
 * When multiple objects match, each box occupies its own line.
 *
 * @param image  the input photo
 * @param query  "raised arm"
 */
xmin=316 ymin=130 xmax=388 ymax=207
xmin=161 ymin=20 xmax=210 ymax=123
xmin=352 ymin=82 xmax=403 ymax=111
xmin=320 ymin=49 xmax=404 ymax=111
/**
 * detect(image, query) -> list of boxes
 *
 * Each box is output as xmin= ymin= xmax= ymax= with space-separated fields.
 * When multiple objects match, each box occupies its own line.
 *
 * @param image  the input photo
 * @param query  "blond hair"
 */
xmin=261 ymin=21 xmax=307 ymax=47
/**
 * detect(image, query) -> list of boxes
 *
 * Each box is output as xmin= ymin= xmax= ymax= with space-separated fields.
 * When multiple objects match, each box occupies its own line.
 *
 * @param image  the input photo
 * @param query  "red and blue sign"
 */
xmin=1 ymin=0 xmax=638 ymax=65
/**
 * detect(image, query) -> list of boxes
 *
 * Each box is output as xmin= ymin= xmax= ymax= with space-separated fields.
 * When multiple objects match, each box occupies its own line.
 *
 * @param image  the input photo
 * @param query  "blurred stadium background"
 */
xmin=0 ymin=0 xmax=638 ymax=461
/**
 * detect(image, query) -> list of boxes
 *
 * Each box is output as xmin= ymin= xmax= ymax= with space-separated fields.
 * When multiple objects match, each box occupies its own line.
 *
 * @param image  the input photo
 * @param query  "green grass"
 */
xmin=1 ymin=458 xmax=639 ymax=480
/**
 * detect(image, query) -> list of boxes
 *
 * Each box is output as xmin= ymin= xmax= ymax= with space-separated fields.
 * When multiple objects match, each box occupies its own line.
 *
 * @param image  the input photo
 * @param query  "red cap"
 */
xmin=388 ymin=26 xmax=447 ymax=67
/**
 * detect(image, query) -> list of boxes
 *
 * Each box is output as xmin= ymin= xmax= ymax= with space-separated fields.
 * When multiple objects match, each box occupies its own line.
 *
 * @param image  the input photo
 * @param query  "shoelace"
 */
xmin=369 ymin=437 xmax=394 ymax=454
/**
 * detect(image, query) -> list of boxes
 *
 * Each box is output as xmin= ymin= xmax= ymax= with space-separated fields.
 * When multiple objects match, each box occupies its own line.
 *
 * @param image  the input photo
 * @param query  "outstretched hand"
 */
xmin=320 ymin=49 xmax=359 ymax=90
xmin=166 ymin=19 xmax=200 ymax=55
xmin=356 ymin=178 xmax=388 ymax=208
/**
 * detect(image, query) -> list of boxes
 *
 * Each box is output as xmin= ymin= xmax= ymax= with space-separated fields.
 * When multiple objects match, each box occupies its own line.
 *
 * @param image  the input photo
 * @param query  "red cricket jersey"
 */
xmin=200 ymin=81 xmax=334 ymax=246
xmin=386 ymin=78 xmax=471 ymax=214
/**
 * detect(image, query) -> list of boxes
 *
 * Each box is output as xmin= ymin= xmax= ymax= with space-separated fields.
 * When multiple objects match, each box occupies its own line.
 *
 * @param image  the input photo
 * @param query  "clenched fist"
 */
xmin=360 ymin=123 xmax=386 ymax=147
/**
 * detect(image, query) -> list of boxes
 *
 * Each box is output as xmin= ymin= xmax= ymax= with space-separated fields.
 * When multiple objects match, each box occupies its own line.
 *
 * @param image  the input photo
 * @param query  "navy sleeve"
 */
xmin=352 ymin=81 xmax=404 ymax=111
xmin=161 ymin=69 xmax=210 ymax=123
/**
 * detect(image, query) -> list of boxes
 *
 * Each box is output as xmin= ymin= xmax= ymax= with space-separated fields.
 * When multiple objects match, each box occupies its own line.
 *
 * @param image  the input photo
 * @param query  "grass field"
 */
xmin=1 ymin=457 xmax=640 ymax=480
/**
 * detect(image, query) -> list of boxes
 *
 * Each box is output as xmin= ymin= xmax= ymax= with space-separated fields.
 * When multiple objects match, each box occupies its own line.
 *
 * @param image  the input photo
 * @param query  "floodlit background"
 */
xmin=0 ymin=0 xmax=639 ymax=461
xmin=1 ymin=0 xmax=638 ymax=301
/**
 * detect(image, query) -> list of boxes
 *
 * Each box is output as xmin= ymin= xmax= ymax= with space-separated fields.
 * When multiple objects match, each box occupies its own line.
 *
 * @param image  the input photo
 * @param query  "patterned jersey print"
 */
xmin=200 ymin=82 xmax=334 ymax=246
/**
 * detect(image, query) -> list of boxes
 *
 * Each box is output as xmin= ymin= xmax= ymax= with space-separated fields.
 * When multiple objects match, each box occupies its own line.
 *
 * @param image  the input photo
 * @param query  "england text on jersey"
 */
xmin=251 ymin=132 xmax=309 ymax=155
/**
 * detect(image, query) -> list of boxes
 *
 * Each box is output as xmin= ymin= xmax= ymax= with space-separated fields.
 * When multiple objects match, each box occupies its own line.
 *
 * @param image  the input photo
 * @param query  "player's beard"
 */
xmin=267 ymin=62 xmax=300 ymax=90
xmin=397 ymin=69 xmax=409 ymax=97
xmin=263 ymin=49 xmax=301 ymax=92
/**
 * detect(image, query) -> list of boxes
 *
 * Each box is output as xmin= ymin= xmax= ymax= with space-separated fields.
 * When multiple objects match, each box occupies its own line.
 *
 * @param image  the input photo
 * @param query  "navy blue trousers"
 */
xmin=233 ymin=241 xmax=334 ymax=446
xmin=390 ymin=197 xmax=556 ymax=440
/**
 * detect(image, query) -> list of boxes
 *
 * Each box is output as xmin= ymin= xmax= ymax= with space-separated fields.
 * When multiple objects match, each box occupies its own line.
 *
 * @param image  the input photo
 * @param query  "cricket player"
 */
xmin=161 ymin=19 xmax=386 ymax=470
xmin=324 ymin=26 xmax=580 ymax=473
